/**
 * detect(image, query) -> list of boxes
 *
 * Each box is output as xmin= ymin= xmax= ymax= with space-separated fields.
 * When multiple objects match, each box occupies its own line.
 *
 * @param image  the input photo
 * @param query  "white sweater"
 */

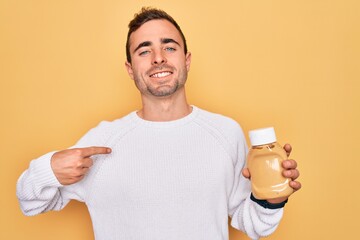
xmin=16 ymin=106 xmax=283 ymax=240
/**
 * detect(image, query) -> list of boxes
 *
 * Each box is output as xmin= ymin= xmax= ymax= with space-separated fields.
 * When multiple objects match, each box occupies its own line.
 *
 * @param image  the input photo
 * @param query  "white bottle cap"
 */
xmin=249 ymin=127 xmax=277 ymax=146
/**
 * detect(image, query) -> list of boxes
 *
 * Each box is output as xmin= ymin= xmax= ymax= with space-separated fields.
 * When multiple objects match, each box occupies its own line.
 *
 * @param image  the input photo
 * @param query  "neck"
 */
xmin=137 ymin=88 xmax=192 ymax=121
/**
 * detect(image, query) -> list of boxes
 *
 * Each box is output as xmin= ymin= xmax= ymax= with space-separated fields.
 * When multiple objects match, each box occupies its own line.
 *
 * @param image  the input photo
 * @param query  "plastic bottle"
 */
xmin=247 ymin=127 xmax=293 ymax=200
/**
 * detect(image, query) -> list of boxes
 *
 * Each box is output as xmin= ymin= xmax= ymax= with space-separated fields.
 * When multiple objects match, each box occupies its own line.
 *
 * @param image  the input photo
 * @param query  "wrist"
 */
xmin=267 ymin=196 xmax=288 ymax=204
xmin=250 ymin=193 xmax=288 ymax=209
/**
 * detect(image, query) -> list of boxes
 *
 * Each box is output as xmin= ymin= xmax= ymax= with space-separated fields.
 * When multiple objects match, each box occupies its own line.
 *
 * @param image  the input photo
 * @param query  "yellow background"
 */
xmin=1 ymin=0 xmax=359 ymax=239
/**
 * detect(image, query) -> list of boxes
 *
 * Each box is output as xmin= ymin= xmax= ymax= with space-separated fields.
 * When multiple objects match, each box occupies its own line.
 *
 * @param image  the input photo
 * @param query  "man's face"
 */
xmin=125 ymin=20 xmax=191 ymax=98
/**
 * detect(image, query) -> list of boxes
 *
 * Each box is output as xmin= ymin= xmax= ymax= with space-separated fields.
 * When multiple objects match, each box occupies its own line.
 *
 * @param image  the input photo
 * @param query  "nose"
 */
xmin=152 ymin=50 xmax=166 ymax=65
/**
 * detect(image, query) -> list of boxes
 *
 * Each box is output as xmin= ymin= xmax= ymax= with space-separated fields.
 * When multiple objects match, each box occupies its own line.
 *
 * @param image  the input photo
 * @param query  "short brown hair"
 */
xmin=126 ymin=7 xmax=188 ymax=63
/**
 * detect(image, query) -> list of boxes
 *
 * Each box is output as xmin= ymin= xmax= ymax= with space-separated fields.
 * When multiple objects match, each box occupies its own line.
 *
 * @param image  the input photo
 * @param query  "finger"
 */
xmin=73 ymin=167 xmax=90 ymax=178
xmin=80 ymin=167 xmax=91 ymax=175
xmin=61 ymin=173 xmax=86 ymax=185
xmin=70 ymin=175 xmax=85 ymax=184
xmin=283 ymin=169 xmax=300 ymax=180
xmin=81 ymin=146 xmax=112 ymax=157
xmin=283 ymin=144 xmax=292 ymax=157
xmin=242 ymin=168 xmax=251 ymax=179
xmin=290 ymin=181 xmax=302 ymax=191
xmin=81 ymin=157 xmax=94 ymax=168
xmin=282 ymin=159 xmax=297 ymax=169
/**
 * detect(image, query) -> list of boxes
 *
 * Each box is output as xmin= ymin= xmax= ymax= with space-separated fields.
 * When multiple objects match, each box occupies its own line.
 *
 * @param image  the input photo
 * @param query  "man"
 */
xmin=17 ymin=7 xmax=301 ymax=240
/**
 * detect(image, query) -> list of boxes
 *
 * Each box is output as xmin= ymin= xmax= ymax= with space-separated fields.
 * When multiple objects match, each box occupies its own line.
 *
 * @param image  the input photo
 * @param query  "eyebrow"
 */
xmin=161 ymin=38 xmax=180 ymax=46
xmin=133 ymin=38 xmax=181 ymax=54
xmin=133 ymin=41 xmax=152 ymax=53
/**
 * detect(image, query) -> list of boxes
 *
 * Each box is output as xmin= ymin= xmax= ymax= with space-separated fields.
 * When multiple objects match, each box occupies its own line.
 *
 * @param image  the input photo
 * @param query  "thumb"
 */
xmin=242 ymin=168 xmax=251 ymax=179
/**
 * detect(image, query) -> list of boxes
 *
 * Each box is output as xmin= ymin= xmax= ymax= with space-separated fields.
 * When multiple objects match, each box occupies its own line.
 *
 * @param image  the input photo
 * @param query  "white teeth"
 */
xmin=151 ymin=72 xmax=171 ymax=78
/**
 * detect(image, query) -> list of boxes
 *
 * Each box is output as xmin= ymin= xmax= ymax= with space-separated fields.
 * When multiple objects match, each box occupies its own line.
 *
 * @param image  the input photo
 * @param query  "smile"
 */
xmin=150 ymin=71 xmax=173 ymax=78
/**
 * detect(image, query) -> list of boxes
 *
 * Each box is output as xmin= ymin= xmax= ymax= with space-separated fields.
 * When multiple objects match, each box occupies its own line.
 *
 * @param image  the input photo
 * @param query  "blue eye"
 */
xmin=165 ymin=47 xmax=176 ymax=52
xmin=139 ymin=50 xmax=150 ymax=56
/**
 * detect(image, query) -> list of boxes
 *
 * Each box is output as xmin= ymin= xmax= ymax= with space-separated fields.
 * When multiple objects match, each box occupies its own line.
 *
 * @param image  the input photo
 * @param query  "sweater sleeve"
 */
xmin=16 ymin=151 xmax=69 ymax=216
xmin=16 ymin=121 xmax=110 ymax=216
xmin=228 ymin=126 xmax=284 ymax=240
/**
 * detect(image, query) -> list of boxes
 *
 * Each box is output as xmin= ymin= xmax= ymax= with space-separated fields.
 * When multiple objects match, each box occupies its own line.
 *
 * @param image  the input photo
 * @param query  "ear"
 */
xmin=125 ymin=61 xmax=134 ymax=80
xmin=185 ymin=52 xmax=192 ymax=72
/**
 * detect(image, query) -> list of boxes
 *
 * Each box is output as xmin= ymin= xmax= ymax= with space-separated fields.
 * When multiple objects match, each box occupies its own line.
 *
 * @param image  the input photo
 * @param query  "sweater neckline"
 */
xmin=130 ymin=105 xmax=199 ymax=128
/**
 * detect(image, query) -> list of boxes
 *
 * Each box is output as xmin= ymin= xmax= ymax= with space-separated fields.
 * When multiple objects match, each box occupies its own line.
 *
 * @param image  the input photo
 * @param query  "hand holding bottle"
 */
xmin=242 ymin=127 xmax=301 ymax=204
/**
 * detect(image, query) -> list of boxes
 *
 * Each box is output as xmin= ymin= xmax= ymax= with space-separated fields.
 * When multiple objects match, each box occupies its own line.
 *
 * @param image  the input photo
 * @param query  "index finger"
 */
xmin=81 ymin=146 xmax=112 ymax=157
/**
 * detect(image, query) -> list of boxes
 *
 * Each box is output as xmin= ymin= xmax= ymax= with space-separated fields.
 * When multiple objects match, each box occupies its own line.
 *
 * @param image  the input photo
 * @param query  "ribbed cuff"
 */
xmin=29 ymin=151 xmax=63 ymax=187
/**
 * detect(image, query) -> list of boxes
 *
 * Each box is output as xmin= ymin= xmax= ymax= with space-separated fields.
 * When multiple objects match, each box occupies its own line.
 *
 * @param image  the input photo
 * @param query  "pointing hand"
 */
xmin=50 ymin=147 xmax=111 ymax=185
